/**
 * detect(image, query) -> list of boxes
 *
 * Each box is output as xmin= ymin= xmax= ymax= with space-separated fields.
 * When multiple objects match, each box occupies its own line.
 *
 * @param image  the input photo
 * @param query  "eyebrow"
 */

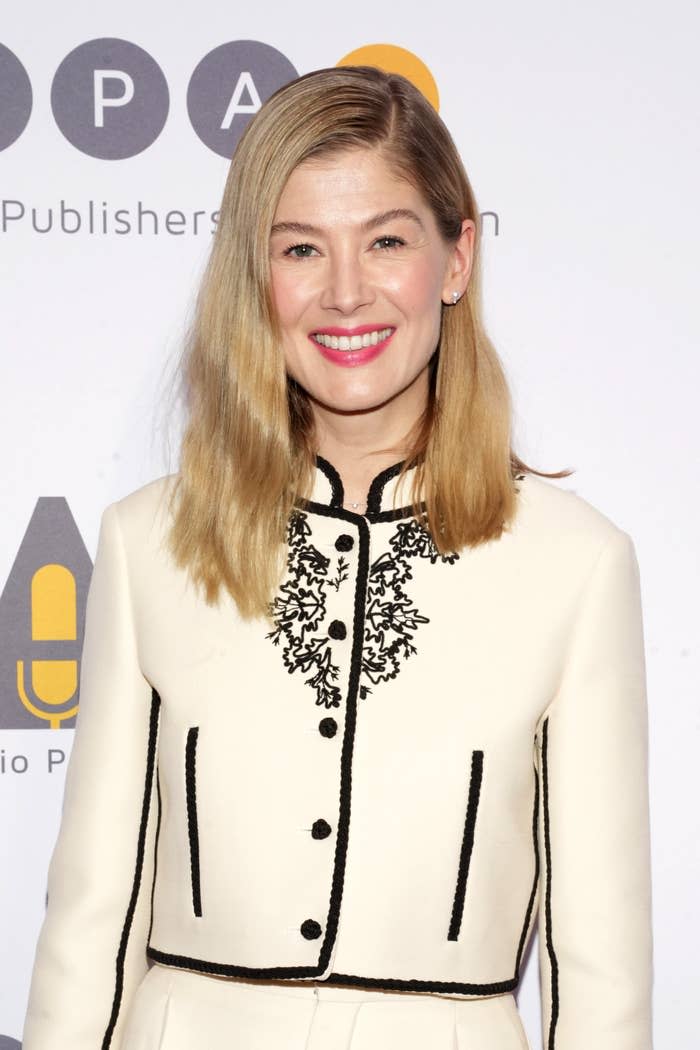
xmin=270 ymin=208 xmax=425 ymax=238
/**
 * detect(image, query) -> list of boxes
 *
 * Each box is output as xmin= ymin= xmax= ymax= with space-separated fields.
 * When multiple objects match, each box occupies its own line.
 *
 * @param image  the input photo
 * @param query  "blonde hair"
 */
xmin=167 ymin=65 xmax=571 ymax=618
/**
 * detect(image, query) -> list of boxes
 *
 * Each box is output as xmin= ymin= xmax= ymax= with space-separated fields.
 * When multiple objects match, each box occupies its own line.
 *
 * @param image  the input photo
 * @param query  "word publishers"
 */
xmin=1 ymin=198 xmax=220 ymax=237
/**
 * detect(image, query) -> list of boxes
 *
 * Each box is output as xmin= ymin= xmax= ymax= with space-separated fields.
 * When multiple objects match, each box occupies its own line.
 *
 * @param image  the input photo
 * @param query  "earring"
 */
xmin=451 ymin=290 xmax=460 ymax=304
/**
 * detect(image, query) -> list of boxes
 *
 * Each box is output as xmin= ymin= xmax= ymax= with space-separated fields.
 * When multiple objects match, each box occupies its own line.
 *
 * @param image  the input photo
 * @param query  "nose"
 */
xmin=319 ymin=247 xmax=375 ymax=315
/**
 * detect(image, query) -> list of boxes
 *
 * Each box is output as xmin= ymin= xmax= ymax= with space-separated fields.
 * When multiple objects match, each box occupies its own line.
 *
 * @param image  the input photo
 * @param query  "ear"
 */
xmin=441 ymin=219 xmax=476 ymax=305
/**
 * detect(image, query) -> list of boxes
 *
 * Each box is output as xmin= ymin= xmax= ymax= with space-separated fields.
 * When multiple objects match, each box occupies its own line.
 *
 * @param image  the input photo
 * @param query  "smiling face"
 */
xmin=268 ymin=147 xmax=474 ymax=444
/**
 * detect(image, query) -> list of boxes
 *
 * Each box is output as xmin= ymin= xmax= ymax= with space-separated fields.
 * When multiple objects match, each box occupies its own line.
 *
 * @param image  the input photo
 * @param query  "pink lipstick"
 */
xmin=308 ymin=325 xmax=396 ymax=368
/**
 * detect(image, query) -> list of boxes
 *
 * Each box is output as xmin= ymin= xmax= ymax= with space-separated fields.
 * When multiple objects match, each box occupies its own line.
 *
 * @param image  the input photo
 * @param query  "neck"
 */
xmin=310 ymin=374 xmax=429 ymax=508
xmin=311 ymin=415 xmax=416 ymax=511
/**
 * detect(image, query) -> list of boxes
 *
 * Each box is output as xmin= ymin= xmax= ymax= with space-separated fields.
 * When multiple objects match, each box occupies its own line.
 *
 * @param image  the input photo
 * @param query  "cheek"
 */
xmin=384 ymin=255 xmax=446 ymax=321
xmin=270 ymin=269 xmax=308 ymax=330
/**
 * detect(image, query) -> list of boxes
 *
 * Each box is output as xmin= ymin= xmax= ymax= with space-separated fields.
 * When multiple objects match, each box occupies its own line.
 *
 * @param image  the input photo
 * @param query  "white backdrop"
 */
xmin=1 ymin=2 xmax=698 ymax=1046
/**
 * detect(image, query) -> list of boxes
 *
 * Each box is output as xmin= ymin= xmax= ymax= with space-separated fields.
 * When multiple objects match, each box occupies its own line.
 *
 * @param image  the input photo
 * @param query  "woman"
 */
xmin=23 ymin=66 xmax=653 ymax=1049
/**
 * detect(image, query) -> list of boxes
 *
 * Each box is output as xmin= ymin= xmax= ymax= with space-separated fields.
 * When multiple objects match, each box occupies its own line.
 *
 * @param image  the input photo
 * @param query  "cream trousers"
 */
xmin=121 ymin=965 xmax=531 ymax=1049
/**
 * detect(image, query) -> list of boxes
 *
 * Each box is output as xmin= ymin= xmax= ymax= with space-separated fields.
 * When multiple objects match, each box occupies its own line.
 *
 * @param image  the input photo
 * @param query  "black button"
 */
xmin=318 ymin=717 xmax=337 ymax=738
xmin=300 ymin=918 xmax=322 ymax=940
xmin=335 ymin=534 xmax=354 ymax=552
xmin=328 ymin=619 xmax=347 ymax=640
xmin=311 ymin=818 xmax=332 ymax=839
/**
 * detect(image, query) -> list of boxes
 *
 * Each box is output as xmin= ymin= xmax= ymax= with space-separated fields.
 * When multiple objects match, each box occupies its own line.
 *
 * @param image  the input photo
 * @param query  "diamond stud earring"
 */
xmin=451 ymin=290 xmax=460 ymax=304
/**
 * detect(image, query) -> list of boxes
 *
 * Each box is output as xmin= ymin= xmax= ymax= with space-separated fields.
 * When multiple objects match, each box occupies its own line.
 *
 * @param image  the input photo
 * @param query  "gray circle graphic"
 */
xmin=0 ymin=44 xmax=32 ymax=151
xmin=51 ymin=38 xmax=168 ymax=159
xmin=187 ymin=40 xmax=297 ymax=158
xmin=0 ymin=1036 xmax=21 ymax=1049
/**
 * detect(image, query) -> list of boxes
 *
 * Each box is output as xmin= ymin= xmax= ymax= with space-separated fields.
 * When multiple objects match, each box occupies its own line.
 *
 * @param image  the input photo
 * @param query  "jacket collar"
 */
xmin=308 ymin=456 xmax=419 ymax=519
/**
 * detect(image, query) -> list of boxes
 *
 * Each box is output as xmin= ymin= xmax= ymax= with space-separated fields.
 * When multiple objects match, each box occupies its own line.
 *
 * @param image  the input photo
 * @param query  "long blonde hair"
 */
xmin=167 ymin=65 xmax=571 ymax=618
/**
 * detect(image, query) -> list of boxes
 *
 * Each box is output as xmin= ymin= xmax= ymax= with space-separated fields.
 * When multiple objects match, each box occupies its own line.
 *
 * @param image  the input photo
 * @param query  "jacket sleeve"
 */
xmin=23 ymin=501 xmax=161 ymax=1050
xmin=536 ymin=527 xmax=653 ymax=1050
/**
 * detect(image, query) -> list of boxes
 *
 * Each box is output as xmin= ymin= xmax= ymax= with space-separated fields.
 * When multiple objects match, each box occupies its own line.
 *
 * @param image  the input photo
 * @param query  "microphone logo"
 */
xmin=17 ymin=563 xmax=79 ymax=729
xmin=0 ymin=497 xmax=93 ymax=729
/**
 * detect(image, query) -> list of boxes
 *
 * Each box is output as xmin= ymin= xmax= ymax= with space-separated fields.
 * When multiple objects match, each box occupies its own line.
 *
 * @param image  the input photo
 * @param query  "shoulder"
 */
xmin=112 ymin=472 xmax=177 ymax=514
xmin=103 ymin=474 xmax=178 ymax=552
xmin=511 ymin=472 xmax=634 ymax=568
xmin=516 ymin=473 xmax=624 ymax=537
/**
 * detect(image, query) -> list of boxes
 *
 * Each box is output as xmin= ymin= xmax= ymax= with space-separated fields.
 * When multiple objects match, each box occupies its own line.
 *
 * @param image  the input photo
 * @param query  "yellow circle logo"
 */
xmin=336 ymin=44 xmax=439 ymax=110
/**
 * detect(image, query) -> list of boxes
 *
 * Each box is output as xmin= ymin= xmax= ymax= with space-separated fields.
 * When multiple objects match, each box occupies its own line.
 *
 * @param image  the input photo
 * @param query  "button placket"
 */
xmin=296 ymin=523 xmax=360 ymax=951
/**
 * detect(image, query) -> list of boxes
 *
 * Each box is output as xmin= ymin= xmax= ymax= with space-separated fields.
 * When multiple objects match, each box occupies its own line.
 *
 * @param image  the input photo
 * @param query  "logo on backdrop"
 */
xmin=0 ymin=42 xmax=32 ymax=151
xmin=187 ymin=40 xmax=298 ymax=158
xmin=0 ymin=39 xmax=438 ymax=158
xmin=0 ymin=1035 xmax=21 ymax=1049
xmin=51 ymin=38 xmax=169 ymax=159
xmin=0 ymin=498 xmax=92 ymax=729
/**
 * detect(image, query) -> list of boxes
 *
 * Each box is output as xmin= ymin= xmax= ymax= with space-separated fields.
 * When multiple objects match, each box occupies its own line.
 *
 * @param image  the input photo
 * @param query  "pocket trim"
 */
xmin=185 ymin=727 xmax=202 ymax=917
xmin=447 ymin=749 xmax=484 ymax=941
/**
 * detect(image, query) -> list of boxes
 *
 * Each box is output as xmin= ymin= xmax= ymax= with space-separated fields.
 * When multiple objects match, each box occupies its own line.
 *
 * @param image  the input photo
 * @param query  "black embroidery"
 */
xmin=267 ymin=512 xmax=458 ymax=707
xmin=266 ymin=512 xmax=348 ymax=709
xmin=330 ymin=555 xmax=349 ymax=591
xmin=360 ymin=518 xmax=458 ymax=698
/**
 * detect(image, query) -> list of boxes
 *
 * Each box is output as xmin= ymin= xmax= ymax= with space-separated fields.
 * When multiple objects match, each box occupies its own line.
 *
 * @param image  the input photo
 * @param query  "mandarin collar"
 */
xmin=305 ymin=456 xmax=420 ymax=519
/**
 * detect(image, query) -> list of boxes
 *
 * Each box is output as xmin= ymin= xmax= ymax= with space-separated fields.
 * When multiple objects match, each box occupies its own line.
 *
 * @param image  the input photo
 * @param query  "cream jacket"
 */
xmin=23 ymin=460 xmax=653 ymax=1049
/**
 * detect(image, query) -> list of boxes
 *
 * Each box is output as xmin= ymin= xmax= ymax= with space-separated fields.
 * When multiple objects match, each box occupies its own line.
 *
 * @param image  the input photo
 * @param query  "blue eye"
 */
xmin=283 ymin=243 xmax=317 ymax=258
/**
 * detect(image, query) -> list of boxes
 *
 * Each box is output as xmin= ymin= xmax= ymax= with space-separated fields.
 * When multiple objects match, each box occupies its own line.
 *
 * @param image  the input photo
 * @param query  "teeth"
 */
xmin=312 ymin=327 xmax=393 ymax=350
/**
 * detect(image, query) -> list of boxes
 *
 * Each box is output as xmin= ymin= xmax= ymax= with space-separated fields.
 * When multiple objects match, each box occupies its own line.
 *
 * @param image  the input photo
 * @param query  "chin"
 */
xmin=310 ymin=386 xmax=398 ymax=416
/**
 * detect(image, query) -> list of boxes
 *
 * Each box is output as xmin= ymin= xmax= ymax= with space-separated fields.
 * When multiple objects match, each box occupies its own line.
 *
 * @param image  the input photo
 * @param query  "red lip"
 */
xmin=310 ymin=324 xmax=395 ymax=336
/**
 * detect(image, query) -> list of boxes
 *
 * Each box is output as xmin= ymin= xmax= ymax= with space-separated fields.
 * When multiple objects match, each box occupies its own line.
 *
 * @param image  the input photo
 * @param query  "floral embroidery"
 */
xmin=360 ymin=519 xmax=458 ymax=698
xmin=266 ymin=512 xmax=345 ymax=709
xmin=267 ymin=511 xmax=458 ymax=708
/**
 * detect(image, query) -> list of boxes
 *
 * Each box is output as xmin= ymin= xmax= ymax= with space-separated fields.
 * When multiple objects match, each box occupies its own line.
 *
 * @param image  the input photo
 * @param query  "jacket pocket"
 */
xmin=447 ymin=749 xmax=484 ymax=940
xmin=185 ymin=727 xmax=202 ymax=917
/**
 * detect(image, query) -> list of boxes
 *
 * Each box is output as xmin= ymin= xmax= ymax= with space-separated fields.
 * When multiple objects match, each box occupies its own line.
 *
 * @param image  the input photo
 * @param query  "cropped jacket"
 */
xmin=23 ymin=459 xmax=653 ymax=1049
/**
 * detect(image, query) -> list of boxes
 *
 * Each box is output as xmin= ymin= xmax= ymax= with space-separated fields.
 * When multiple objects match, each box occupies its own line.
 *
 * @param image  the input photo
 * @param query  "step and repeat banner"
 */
xmin=1 ymin=2 xmax=698 ymax=1046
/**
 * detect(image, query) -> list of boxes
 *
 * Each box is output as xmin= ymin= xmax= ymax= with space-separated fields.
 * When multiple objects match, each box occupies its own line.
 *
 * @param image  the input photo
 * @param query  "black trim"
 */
xmin=315 ymin=514 xmax=370 ymax=969
xmin=147 ymin=769 xmax=162 ymax=945
xmin=310 ymin=456 xmax=416 ymax=519
xmin=145 ymin=947 xmax=518 ymax=996
xmin=102 ymin=688 xmax=161 ymax=1050
xmin=513 ymin=763 xmax=540 ymax=977
xmin=147 ymin=947 xmax=323 ymax=979
xmin=325 ymin=972 xmax=518 ymax=995
xmin=185 ymin=727 xmax=202 ymax=917
xmin=365 ymin=460 xmax=404 ymax=515
xmin=447 ymin=749 xmax=484 ymax=941
xmin=315 ymin=456 xmax=345 ymax=508
xmin=542 ymin=718 xmax=560 ymax=1049
xmin=370 ymin=502 xmax=424 ymax=523
xmin=301 ymin=499 xmax=417 ymax=526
